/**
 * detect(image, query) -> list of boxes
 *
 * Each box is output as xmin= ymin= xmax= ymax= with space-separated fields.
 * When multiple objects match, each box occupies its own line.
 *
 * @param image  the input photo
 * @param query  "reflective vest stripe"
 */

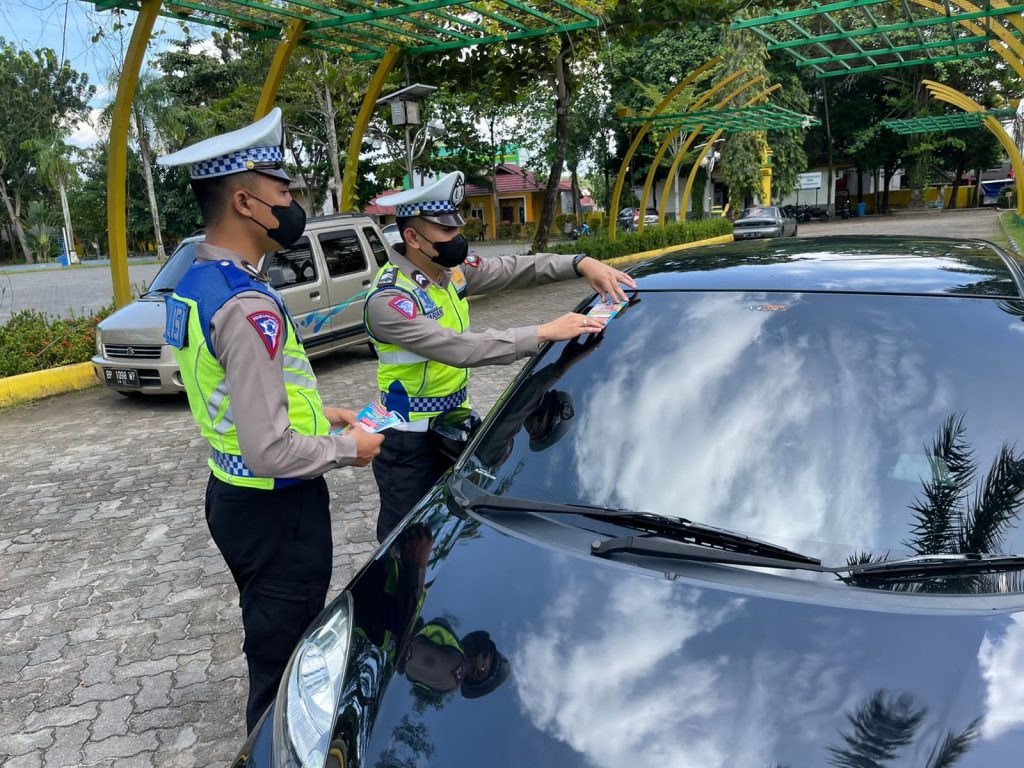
xmin=377 ymin=350 xmax=429 ymax=365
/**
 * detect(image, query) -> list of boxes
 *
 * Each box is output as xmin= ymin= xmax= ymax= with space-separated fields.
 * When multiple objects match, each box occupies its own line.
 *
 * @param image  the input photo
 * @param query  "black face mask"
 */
xmin=418 ymin=231 xmax=469 ymax=268
xmin=247 ymin=195 xmax=306 ymax=249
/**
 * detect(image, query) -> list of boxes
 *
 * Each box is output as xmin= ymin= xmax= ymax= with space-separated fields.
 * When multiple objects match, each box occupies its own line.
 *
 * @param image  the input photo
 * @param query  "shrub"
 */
xmin=554 ymin=213 xmax=576 ymax=234
xmin=0 ymin=306 xmax=114 ymax=378
xmin=546 ymin=217 xmax=732 ymax=261
xmin=462 ymin=217 xmax=484 ymax=241
xmin=496 ymin=221 xmax=516 ymax=240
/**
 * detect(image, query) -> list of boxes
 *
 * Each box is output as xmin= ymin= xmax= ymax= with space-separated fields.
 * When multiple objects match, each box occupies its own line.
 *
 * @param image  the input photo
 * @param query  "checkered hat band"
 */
xmin=190 ymin=145 xmax=284 ymax=179
xmin=395 ymin=200 xmax=457 ymax=217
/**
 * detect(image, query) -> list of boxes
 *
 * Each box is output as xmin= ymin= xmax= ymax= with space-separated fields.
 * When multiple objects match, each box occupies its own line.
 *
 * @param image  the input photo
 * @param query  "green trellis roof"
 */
xmin=882 ymin=107 xmax=1018 ymax=133
xmin=619 ymin=104 xmax=821 ymax=133
xmin=86 ymin=0 xmax=600 ymax=61
xmin=730 ymin=0 xmax=1024 ymax=78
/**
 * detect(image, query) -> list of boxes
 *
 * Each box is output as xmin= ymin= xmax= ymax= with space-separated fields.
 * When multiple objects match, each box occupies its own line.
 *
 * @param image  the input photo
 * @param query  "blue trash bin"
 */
xmin=58 ymin=253 xmax=69 ymax=267
xmin=855 ymin=202 xmax=866 ymax=217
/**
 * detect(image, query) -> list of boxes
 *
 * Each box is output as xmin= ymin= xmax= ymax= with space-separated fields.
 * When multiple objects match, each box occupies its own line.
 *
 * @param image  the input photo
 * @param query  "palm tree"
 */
xmin=21 ymin=134 xmax=78 ymax=263
xmin=24 ymin=200 xmax=56 ymax=263
xmin=828 ymin=690 xmax=926 ymax=768
xmin=102 ymin=71 xmax=196 ymax=262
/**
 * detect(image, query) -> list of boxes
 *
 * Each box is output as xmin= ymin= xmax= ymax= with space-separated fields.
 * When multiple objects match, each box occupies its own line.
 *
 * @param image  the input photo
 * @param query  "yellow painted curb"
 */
xmin=605 ymin=233 xmax=735 ymax=268
xmin=0 ymin=362 xmax=98 ymax=408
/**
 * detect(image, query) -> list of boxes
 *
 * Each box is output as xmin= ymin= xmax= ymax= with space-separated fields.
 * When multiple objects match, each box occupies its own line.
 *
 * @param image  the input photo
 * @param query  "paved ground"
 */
xmin=0 ymin=208 xmax=1003 ymax=767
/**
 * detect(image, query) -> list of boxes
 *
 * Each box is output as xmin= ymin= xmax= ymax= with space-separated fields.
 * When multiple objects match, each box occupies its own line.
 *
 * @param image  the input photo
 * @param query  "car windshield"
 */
xmin=465 ymin=291 xmax=1024 ymax=570
xmin=740 ymin=207 xmax=775 ymax=219
xmin=146 ymin=239 xmax=200 ymax=294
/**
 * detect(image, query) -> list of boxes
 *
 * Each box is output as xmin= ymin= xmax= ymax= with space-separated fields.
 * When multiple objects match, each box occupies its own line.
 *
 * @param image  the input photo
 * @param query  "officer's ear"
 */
xmin=227 ymin=173 xmax=261 ymax=220
xmin=402 ymin=225 xmax=421 ymax=250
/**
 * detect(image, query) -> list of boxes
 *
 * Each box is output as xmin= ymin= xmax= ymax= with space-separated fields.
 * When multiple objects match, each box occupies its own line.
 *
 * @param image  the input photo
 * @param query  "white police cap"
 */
xmin=157 ymin=107 xmax=290 ymax=181
xmin=376 ymin=171 xmax=466 ymax=226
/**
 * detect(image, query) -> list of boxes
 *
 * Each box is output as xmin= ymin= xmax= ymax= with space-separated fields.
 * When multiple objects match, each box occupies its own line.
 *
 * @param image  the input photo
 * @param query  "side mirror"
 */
xmin=429 ymin=408 xmax=482 ymax=463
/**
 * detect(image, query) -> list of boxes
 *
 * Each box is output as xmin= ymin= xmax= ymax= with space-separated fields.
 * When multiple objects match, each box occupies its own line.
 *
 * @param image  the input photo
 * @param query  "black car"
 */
xmin=234 ymin=236 xmax=1024 ymax=768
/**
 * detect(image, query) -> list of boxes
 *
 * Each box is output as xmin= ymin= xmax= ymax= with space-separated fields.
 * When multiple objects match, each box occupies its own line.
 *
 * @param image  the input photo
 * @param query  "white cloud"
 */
xmin=68 ymin=107 xmax=105 ymax=149
xmin=979 ymin=615 xmax=1024 ymax=739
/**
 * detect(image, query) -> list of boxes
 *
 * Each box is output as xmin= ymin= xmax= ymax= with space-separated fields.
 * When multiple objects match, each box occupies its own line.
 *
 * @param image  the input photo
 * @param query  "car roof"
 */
xmin=630 ymin=235 xmax=1024 ymax=298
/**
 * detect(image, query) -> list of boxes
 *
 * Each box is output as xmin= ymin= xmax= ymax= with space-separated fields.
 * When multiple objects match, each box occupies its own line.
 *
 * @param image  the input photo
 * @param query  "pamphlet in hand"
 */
xmin=330 ymin=401 xmax=406 ymax=434
xmin=587 ymin=299 xmax=628 ymax=322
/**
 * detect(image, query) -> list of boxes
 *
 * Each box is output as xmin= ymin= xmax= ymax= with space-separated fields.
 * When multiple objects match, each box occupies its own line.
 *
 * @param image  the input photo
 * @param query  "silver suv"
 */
xmin=92 ymin=213 xmax=392 ymax=395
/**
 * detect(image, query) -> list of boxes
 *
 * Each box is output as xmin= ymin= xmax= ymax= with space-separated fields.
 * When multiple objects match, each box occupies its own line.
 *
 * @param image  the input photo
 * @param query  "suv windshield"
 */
xmin=466 ymin=291 xmax=1024 ymax=569
xmin=146 ymin=239 xmax=200 ymax=294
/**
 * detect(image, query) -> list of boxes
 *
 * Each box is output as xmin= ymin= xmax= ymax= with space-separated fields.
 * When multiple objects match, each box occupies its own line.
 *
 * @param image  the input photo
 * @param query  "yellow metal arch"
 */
xmin=923 ymin=80 xmax=1024 ymax=216
xmin=255 ymin=20 xmax=307 ymax=120
xmin=608 ymin=57 xmax=722 ymax=240
xmin=340 ymin=45 xmax=402 ymax=212
xmin=636 ymin=69 xmax=752 ymax=232
xmin=662 ymin=83 xmax=781 ymax=223
xmin=107 ymin=0 xmax=162 ymax=309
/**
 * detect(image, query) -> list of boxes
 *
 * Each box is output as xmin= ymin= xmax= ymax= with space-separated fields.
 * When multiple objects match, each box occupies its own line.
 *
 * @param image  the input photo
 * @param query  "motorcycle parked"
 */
xmin=568 ymin=222 xmax=592 ymax=240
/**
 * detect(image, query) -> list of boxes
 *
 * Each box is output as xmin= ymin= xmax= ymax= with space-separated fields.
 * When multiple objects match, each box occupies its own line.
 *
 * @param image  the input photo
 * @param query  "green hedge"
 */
xmin=0 ymin=307 xmax=113 ymax=378
xmin=546 ymin=217 xmax=733 ymax=261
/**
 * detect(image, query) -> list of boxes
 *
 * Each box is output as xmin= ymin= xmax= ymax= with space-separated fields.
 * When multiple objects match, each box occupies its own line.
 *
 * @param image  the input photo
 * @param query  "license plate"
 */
xmin=103 ymin=368 xmax=140 ymax=388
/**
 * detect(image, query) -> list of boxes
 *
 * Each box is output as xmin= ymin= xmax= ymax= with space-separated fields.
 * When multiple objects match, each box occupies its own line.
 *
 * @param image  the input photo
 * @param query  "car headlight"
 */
xmin=273 ymin=593 xmax=353 ymax=767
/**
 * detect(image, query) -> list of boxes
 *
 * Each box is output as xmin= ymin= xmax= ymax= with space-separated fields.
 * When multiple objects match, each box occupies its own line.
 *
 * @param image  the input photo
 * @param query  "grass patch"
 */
xmin=999 ymin=212 xmax=1024 ymax=255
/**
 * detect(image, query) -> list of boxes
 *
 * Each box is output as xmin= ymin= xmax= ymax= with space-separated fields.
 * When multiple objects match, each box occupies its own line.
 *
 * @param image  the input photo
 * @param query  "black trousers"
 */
xmin=205 ymin=474 xmax=332 ymax=732
xmin=372 ymin=429 xmax=454 ymax=543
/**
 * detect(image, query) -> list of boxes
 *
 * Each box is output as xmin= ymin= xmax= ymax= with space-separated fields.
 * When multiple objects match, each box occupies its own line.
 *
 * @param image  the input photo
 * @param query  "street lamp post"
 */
xmin=372 ymin=83 xmax=446 ymax=187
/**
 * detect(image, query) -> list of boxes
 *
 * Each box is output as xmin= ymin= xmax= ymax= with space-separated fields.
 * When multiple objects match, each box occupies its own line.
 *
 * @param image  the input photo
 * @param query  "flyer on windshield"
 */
xmin=330 ymin=401 xmax=405 ymax=434
xmin=587 ymin=299 xmax=628 ymax=322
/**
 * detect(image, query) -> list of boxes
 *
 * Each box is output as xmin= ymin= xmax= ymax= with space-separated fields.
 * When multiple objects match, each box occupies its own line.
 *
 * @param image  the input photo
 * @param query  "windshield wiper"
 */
xmin=841 ymin=554 xmax=1024 ymax=581
xmin=452 ymin=478 xmax=821 ymax=567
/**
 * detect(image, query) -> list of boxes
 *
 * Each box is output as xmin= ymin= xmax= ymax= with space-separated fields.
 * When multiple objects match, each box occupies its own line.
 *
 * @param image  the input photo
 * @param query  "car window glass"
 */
xmin=742 ymin=207 xmax=774 ymax=218
xmin=319 ymin=229 xmax=368 ymax=277
xmin=266 ymin=238 xmax=316 ymax=288
xmin=466 ymin=291 xmax=1024 ymax=575
xmin=362 ymin=227 xmax=389 ymax=267
xmin=148 ymin=240 xmax=199 ymax=292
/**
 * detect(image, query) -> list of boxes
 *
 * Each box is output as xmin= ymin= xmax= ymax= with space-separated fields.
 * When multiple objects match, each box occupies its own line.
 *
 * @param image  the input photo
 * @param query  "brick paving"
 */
xmin=0 ymin=210 xmax=1003 ymax=766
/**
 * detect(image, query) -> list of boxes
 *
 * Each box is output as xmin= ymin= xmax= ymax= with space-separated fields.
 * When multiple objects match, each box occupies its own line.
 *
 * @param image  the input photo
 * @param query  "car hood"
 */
xmin=341 ymin=499 xmax=1024 ymax=768
xmin=97 ymin=296 xmax=167 ymax=342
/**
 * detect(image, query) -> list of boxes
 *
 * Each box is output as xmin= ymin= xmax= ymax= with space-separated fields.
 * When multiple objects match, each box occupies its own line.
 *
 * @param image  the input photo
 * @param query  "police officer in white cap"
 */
xmin=158 ymin=107 xmax=383 ymax=731
xmin=364 ymin=171 xmax=635 ymax=542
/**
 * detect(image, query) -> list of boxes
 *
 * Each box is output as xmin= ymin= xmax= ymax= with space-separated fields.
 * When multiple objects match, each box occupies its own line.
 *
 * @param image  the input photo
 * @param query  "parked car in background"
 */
xmin=92 ymin=213 xmax=392 ymax=396
xmin=616 ymin=206 xmax=659 ymax=231
xmin=732 ymin=205 xmax=798 ymax=239
xmin=380 ymin=222 xmax=403 ymax=247
xmin=231 ymin=235 xmax=1024 ymax=768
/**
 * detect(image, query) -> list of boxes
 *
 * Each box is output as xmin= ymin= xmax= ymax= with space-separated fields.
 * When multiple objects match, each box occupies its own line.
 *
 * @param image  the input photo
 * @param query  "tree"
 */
xmin=828 ymin=690 xmax=926 ymax=768
xmin=933 ymin=129 xmax=1002 ymax=210
xmin=0 ymin=40 xmax=92 ymax=263
xmin=21 ymin=133 xmax=78 ymax=262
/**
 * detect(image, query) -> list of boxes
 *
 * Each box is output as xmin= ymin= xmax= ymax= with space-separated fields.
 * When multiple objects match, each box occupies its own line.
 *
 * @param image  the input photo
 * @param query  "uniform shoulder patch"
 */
xmin=464 ymin=252 xmax=481 ymax=268
xmin=247 ymin=310 xmax=283 ymax=358
xmin=388 ymin=295 xmax=419 ymax=319
xmin=377 ymin=266 xmax=398 ymax=288
xmin=163 ymin=296 xmax=190 ymax=349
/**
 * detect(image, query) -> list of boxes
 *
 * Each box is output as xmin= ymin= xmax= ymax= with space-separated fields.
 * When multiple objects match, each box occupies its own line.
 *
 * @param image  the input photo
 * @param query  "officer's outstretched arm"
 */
xmin=462 ymin=252 xmax=578 ymax=296
xmin=366 ymin=290 xmax=537 ymax=368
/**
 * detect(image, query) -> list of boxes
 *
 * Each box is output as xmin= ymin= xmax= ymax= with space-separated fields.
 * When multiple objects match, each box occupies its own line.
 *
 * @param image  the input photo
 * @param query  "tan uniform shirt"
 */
xmin=196 ymin=243 xmax=357 ymax=478
xmin=364 ymin=249 xmax=579 ymax=367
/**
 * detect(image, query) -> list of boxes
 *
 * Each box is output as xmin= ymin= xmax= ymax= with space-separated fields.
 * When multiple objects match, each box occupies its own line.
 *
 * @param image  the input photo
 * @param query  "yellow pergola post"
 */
xmin=636 ymin=69 xmax=751 ymax=232
xmin=923 ymin=80 xmax=1024 ymax=217
xmin=255 ymin=19 xmax=307 ymax=120
xmin=608 ymin=57 xmax=722 ymax=240
xmin=677 ymin=85 xmax=782 ymax=219
xmin=340 ymin=45 xmax=402 ymax=212
xmin=106 ymin=0 xmax=161 ymax=309
xmin=759 ymin=141 xmax=772 ymax=205
xmin=659 ymin=83 xmax=780 ymax=222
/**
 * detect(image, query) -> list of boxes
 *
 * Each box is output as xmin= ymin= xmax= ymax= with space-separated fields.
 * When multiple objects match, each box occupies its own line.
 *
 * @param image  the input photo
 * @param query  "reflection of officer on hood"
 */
xmin=399 ymin=618 xmax=511 ymax=701
xmin=475 ymin=332 xmax=604 ymax=466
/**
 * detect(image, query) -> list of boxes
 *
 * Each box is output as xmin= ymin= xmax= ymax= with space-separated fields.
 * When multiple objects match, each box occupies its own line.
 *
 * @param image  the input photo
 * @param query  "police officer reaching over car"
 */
xmin=157 ymin=108 xmax=383 ymax=732
xmin=364 ymin=170 xmax=636 ymax=542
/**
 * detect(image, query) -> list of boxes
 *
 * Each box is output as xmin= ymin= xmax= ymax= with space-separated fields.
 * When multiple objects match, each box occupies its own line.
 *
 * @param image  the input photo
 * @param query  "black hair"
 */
xmin=189 ymin=172 xmax=257 ymax=226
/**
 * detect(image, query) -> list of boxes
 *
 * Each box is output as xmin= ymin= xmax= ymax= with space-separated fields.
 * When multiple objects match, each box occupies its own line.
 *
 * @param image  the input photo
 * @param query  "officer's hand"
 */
xmin=576 ymin=256 xmax=637 ymax=303
xmin=538 ymin=312 xmax=606 ymax=343
xmin=350 ymin=428 xmax=384 ymax=467
xmin=324 ymin=406 xmax=358 ymax=432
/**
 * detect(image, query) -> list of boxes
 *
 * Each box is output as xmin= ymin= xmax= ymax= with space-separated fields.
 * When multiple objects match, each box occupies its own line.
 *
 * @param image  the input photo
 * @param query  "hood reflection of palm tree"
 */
xmin=822 ymin=690 xmax=981 ymax=768
xmin=847 ymin=412 xmax=1024 ymax=593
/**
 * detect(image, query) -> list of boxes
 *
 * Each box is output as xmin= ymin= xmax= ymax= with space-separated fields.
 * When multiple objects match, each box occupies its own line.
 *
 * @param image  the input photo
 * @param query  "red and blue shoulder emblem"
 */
xmin=465 ymin=251 xmax=481 ymax=268
xmin=388 ymin=295 xmax=418 ymax=319
xmin=247 ymin=310 xmax=283 ymax=358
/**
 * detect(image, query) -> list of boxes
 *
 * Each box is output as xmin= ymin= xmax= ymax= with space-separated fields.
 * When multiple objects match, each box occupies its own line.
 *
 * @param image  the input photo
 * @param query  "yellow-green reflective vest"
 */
xmin=165 ymin=259 xmax=327 ymax=490
xmin=364 ymin=263 xmax=471 ymax=422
